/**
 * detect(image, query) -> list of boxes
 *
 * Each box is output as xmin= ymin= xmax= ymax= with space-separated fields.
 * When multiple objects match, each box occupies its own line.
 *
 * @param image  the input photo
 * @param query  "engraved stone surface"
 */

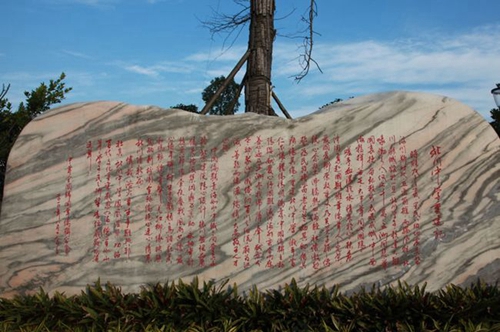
xmin=1 ymin=91 xmax=499 ymax=298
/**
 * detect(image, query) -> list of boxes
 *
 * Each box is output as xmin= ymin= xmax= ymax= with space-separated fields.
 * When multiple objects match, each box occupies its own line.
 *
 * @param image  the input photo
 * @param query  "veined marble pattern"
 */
xmin=1 ymin=91 xmax=499 ymax=298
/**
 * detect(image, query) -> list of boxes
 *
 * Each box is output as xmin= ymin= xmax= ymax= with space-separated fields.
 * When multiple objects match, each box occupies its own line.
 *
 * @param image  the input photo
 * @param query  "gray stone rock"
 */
xmin=1 ymin=91 xmax=499 ymax=297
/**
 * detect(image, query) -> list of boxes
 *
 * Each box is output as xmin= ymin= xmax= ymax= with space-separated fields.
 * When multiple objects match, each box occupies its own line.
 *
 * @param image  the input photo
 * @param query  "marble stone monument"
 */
xmin=1 ymin=91 xmax=499 ymax=298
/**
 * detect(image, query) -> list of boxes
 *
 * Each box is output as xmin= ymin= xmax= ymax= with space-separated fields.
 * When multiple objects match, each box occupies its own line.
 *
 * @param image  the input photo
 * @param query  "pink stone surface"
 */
xmin=1 ymin=91 xmax=499 ymax=298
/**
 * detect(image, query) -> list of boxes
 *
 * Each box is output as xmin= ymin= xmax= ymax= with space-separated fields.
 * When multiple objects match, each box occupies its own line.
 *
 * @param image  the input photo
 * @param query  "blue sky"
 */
xmin=2 ymin=0 xmax=500 ymax=119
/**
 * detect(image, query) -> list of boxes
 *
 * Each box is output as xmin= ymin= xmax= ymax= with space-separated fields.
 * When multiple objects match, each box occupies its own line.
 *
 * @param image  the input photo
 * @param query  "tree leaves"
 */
xmin=202 ymin=76 xmax=240 ymax=115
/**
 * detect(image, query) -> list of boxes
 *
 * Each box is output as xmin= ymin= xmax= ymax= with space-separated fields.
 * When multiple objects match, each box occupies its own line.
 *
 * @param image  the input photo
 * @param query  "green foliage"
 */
xmin=490 ymin=107 xmax=500 ymax=137
xmin=1 ymin=278 xmax=500 ymax=331
xmin=202 ymin=76 xmax=240 ymax=115
xmin=0 ymin=73 xmax=71 ymax=209
xmin=319 ymin=97 xmax=355 ymax=110
xmin=18 ymin=73 xmax=72 ymax=119
xmin=170 ymin=103 xmax=199 ymax=113
xmin=319 ymin=98 xmax=343 ymax=110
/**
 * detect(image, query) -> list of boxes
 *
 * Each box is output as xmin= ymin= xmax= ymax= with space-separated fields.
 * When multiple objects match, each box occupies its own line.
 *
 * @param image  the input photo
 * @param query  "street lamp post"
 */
xmin=492 ymin=83 xmax=500 ymax=108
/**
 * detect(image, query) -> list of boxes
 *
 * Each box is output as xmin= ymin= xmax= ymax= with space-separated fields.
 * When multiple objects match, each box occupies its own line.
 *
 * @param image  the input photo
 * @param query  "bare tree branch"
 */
xmin=202 ymin=4 xmax=251 ymax=40
xmin=201 ymin=3 xmax=251 ymax=53
xmin=294 ymin=0 xmax=322 ymax=82
xmin=0 ymin=84 xmax=10 ymax=102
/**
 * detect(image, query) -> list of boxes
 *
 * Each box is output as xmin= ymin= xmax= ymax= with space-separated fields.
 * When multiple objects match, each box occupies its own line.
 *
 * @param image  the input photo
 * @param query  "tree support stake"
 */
xmin=200 ymin=50 xmax=250 ymax=115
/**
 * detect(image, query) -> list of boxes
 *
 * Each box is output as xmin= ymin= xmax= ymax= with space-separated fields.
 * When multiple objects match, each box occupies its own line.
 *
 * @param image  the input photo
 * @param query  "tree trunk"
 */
xmin=245 ymin=0 xmax=275 ymax=115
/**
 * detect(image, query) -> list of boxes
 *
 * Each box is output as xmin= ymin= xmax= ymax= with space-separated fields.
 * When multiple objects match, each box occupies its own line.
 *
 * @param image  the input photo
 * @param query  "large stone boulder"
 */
xmin=1 ymin=91 xmax=499 ymax=297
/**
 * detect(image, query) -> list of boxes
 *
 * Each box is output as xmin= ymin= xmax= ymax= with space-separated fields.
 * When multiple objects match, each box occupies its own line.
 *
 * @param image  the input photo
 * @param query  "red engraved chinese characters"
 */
xmin=54 ymin=193 xmax=61 ymax=255
xmin=430 ymin=145 xmax=443 ymax=240
xmin=198 ymin=136 xmax=208 ymax=267
xmin=265 ymin=137 xmax=276 ymax=268
xmin=287 ymin=136 xmax=298 ymax=267
xmin=53 ymin=156 xmax=73 ymax=256
xmin=154 ymin=137 xmax=165 ymax=263
xmin=231 ymin=138 xmax=242 ymax=266
xmin=209 ymin=145 xmax=219 ymax=266
xmin=58 ymin=133 xmax=439 ymax=270
xmin=276 ymin=137 xmax=286 ymax=267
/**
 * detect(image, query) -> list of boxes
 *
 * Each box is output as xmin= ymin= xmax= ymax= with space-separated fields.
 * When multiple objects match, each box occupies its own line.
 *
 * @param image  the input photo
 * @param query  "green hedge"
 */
xmin=1 ymin=278 xmax=500 ymax=331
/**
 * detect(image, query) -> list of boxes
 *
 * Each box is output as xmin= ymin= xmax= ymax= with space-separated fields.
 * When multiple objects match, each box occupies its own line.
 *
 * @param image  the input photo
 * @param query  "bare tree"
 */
xmin=245 ymin=0 xmax=275 ymax=115
xmin=203 ymin=0 xmax=320 ymax=116
xmin=294 ymin=0 xmax=322 ymax=82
